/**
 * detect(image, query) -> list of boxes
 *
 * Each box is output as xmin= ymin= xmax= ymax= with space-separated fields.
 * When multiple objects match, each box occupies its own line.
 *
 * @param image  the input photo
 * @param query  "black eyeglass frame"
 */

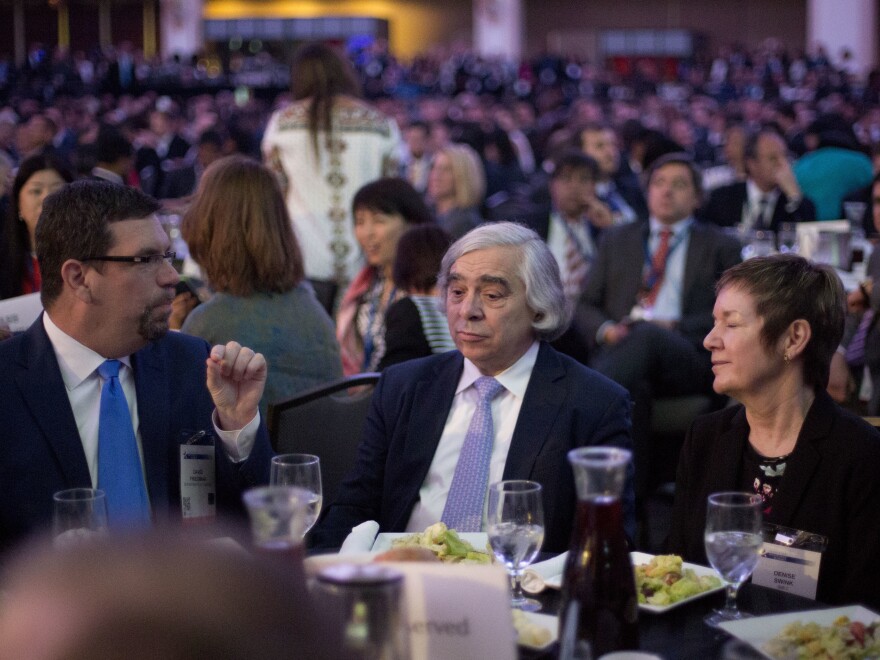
xmin=79 ymin=251 xmax=177 ymax=266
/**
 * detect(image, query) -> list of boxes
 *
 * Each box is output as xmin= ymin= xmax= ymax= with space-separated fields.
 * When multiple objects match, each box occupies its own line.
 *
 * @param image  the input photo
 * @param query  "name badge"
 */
xmin=180 ymin=431 xmax=216 ymax=523
xmin=752 ymin=523 xmax=827 ymax=599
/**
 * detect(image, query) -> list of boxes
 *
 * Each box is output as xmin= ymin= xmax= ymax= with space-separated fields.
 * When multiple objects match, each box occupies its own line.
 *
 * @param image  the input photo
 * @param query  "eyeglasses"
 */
xmin=80 ymin=251 xmax=176 ymax=267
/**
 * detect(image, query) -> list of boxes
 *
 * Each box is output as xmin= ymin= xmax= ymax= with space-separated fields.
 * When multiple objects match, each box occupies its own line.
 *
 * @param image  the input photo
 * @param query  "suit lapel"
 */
xmin=390 ymin=353 xmax=462 ymax=528
xmin=682 ymin=223 xmax=711 ymax=308
xmin=131 ymin=341 xmax=172 ymax=516
xmin=14 ymin=318 xmax=91 ymax=487
xmin=503 ymin=344 xmax=566 ymax=480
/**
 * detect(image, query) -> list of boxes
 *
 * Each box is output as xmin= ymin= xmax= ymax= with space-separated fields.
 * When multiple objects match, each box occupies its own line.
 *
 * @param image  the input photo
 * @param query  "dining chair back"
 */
xmin=267 ymin=373 xmax=381 ymax=508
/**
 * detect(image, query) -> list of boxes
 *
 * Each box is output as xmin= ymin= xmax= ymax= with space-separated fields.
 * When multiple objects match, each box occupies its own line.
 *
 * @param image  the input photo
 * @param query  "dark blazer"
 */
xmin=668 ymin=392 xmax=880 ymax=608
xmin=0 ymin=317 xmax=273 ymax=554
xmin=575 ymin=220 xmax=742 ymax=351
xmin=315 ymin=342 xmax=633 ymax=553
xmin=701 ymin=181 xmax=816 ymax=231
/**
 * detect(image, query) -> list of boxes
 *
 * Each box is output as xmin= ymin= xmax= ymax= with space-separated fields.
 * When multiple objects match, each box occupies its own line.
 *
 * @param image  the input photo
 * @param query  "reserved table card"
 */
xmin=393 ymin=562 xmax=516 ymax=660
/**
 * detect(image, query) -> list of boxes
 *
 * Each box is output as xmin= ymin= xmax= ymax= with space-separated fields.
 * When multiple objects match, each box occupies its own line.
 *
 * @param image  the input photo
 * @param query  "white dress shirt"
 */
xmin=406 ymin=341 xmax=540 ymax=532
xmin=43 ymin=314 xmax=258 ymax=491
xmin=547 ymin=211 xmax=596 ymax=287
xmin=645 ymin=217 xmax=693 ymax=322
xmin=743 ymin=180 xmax=779 ymax=229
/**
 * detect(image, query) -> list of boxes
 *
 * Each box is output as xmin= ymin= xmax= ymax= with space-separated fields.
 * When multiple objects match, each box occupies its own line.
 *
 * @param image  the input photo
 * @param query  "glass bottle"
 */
xmin=558 ymin=447 xmax=639 ymax=660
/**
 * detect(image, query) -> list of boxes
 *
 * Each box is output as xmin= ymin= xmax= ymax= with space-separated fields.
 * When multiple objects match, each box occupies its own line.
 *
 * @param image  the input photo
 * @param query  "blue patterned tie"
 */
xmin=441 ymin=377 xmax=505 ymax=532
xmin=97 ymin=360 xmax=151 ymax=527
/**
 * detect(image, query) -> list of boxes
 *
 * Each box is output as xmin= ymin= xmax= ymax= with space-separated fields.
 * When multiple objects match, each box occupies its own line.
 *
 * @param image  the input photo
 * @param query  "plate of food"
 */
xmin=719 ymin=605 xmax=880 ymax=659
xmin=371 ymin=522 xmax=492 ymax=564
xmin=542 ymin=552 xmax=723 ymax=613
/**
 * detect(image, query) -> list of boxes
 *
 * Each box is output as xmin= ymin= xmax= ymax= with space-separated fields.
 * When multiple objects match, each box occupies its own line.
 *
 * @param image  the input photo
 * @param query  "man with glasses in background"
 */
xmin=0 ymin=180 xmax=273 ymax=554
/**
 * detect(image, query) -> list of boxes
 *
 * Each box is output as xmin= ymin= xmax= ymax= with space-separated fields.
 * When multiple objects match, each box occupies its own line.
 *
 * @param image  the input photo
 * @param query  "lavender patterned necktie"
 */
xmin=441 ymin=376 xmax=505 ymax=532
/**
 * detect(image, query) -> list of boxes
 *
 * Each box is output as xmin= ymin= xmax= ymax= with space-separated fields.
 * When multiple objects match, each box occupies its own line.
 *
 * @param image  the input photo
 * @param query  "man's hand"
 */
xmin=585 ymin=195 xmax=615 ymax=229
xmin=169 ymin=291 xmax=199 ymax=330
xmin=603 ymin=322 xmax=630 ymax=345
xmin=206 ymin=341 xmax=267 ymax=431
xmin=773 ymin=159 xmax=802 ymax=201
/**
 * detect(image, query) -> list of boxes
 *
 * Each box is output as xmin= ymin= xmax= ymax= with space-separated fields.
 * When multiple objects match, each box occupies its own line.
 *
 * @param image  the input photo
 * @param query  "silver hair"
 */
xmin=437 ymin=221 xmax=571 ymax=341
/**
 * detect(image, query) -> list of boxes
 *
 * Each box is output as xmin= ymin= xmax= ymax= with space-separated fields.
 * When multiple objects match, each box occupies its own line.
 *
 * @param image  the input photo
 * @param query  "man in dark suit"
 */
xmin=316 ymin=222 xmax=633 ymax=553
xmin=0 ymin=180 xmax=273 ymax=554
xmin=579 ymin=123 xmax=648 ymax=225
xmin=574 ymin=153 xmax=741 ymax=496
xmin=701 ymin=129 xmax=816 ymax=232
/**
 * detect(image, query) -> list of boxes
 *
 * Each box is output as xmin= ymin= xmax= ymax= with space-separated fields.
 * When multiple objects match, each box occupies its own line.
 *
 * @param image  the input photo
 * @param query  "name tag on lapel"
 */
xmin=180 ymin=431 xmax=216 ymax=523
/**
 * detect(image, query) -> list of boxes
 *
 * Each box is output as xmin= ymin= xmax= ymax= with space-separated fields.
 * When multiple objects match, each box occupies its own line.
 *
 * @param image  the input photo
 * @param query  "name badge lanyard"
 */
xmin=640 ymin=229 xmax=687 ymax=301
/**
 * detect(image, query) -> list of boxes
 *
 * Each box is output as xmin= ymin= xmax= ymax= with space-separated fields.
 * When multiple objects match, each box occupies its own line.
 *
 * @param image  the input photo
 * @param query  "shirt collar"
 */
xmin=746 ymin=179 xmax=779 ymax=206
xmin=648 ymin=216 xmax=693 ymax=237
xmin=455 ymin=340 xmax=540 ymax=399
xmin=43 ymin=313 xmax=132 ymax=391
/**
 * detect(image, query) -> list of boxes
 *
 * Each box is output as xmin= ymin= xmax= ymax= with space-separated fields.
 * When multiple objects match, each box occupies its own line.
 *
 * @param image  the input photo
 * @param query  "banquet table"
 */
xmin=520 ymin=582 xmax=825 ymax=659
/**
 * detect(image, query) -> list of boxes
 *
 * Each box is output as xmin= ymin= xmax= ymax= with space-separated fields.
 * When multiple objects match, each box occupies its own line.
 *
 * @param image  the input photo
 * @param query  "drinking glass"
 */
xmin=53 ymin=488 xmax=109 ymax=547
xmin=242 ymin=485 xmax=311 ymax=562
xmin=703 ymin=492 xmax=763 ymax=627
xmin=270 ymin=453 xmax=322 ymax=535
xmin=487 ymin=480 xmax=545 ymax=611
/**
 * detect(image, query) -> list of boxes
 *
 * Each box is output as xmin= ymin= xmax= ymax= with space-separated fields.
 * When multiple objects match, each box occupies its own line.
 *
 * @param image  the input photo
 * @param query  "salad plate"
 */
xmin=542 ymin=551 xmax=725 ymax=613
xmin=371 ymin=532 xmax=489 ymax=553
xmin=719 ymin=605 xmax=880 ymax=659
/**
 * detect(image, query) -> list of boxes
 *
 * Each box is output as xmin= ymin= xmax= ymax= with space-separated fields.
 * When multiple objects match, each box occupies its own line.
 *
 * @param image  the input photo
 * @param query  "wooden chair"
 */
xmin=267 ymin=373 xmax=381 ymax=508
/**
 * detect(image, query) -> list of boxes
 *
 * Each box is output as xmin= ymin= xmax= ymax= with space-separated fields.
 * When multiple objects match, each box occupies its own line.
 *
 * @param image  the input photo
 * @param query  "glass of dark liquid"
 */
xmin=558 ymin=447 xmax=638 ymax=660
xmin=242 ymin=485 xmax=310 ymax=564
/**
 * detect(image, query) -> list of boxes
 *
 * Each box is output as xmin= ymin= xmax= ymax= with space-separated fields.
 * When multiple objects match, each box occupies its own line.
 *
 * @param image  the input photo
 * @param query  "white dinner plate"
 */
xmin=370 ymin=532 xmax=490 ymax=554
xmin=718 ymin=605 xmax=880 ymax=659
xmin=542 ymin=551 xmax=725 ymax=613
xmin=517 ymin=611 xmax=558 ymax=651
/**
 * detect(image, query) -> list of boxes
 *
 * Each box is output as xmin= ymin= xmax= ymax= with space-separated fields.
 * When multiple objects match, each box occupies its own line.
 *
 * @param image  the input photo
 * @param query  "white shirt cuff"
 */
xmin=211 ymin=409 xmax=260 ymax=463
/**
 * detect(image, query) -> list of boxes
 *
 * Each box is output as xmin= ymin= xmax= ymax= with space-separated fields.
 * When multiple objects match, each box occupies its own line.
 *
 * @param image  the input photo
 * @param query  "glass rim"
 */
xmin=707 ymin=491 xmax=763 ymax=507
xmin=53 ymin=488 xmax=106 ymax=502
xmin=567 ymin=446 xmax=631 ymax=467
xmin=489 ymin=479 xmax=542 ymax=493
xmin=271 ymin=453 xmax=320 ymax=465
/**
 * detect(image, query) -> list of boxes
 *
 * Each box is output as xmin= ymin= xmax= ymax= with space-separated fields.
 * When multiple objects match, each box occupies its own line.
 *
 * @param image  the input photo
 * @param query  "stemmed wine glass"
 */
xmin=487 ymin=480 xmax=545 ymax=611
xmin=270 ymin=454 xmax=323 ymax=535
xmin=703 ymin=491 xmax=763 ymax=627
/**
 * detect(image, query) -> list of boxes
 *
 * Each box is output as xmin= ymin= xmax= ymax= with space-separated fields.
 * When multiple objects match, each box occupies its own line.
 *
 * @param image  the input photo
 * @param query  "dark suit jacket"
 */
xmin=0 ymin=317 xmax=273 ymax=554
xmin=701 ymin=181 xmax=816 ymax=231
xmin=316 ymin=342 xmax=633 ymax=553
xmin=575 ymin=221 xmax=742 ymax=351
xmin=668 ymin=392 xmax=880 ymax=608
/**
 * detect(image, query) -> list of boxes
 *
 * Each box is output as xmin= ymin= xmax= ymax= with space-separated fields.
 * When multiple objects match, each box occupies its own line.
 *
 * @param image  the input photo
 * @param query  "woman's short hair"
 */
xmin=351 ymin=177 xmax=434 ymax=225
xmin=435 ymin=143 xmax=486 ymax=210
xmin=393 ymin=224 xmax=453 ymax=293
xmin=716 ymin=254 xmax=845 ymax=390
xmin=437 ymin=221 xmax=570 ymax=341
xmin=181 ymin=155 xmax=304 ymax=296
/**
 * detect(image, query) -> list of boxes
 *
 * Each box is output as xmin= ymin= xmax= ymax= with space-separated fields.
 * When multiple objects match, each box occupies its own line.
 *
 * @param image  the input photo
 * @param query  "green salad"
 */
xmin=635 ymin=554 xmax=722 ymax=606
xmin=391 ymin=522 xmax=492 ymax=564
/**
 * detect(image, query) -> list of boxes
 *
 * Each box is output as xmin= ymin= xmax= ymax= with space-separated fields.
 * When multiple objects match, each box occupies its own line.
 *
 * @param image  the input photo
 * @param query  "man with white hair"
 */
xmin=317 ymin=222 xmax=633 ymax=552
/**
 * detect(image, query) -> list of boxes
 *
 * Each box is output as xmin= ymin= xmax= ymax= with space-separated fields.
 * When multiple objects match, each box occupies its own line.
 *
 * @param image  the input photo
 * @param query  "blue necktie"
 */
xmin=441 ymin=377 xmax=505 ymax=532
xmin=97 ymin=359 xmax=151 ymax=527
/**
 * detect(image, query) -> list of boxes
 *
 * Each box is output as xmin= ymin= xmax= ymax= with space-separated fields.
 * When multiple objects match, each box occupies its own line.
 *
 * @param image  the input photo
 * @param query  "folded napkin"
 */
xmin=339 ymin=520 xmax=380 ymax=554
xmin=521 ymin=551 xmax=568 ymax=593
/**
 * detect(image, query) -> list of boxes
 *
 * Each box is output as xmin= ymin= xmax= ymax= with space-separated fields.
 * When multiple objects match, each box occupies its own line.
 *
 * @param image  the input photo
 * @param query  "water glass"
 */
xmin=270 ymin=454 xmax=323 ymax=534
xmin=53 ymin=488 xmax=108 ymax=547
xmin=487 ymin=480 xmax=545 ymax=611
xmin=703 ymin=492 xmax=763 ymax=627
xmin=242 ymin=485 xmax=311 ymax=561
